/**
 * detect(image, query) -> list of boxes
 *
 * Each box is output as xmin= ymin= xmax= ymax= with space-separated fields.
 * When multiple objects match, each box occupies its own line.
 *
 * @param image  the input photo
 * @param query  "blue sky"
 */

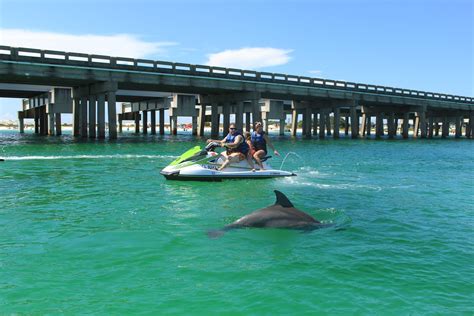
xmin=0 ymin=0 xmax=472 ymax=121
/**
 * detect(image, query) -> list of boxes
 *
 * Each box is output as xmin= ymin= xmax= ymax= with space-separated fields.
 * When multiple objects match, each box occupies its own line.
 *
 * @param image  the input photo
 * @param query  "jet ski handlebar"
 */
xmin=205 ymin=141 xmax=221 ymax=152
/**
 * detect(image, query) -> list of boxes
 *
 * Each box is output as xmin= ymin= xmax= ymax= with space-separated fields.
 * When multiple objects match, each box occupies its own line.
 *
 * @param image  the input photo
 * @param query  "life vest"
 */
xmin=225 ymin=131 xmax=249 ymax=155
xmin=251 ymin=131 xmax=267 ymax=152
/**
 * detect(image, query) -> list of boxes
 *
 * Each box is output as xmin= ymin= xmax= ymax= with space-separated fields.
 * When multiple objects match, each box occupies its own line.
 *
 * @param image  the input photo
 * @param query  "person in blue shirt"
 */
xmin=251 ymin=121 xmax=280 ymax=170
xmin=207 ymin=123 xmax=249 ymax=171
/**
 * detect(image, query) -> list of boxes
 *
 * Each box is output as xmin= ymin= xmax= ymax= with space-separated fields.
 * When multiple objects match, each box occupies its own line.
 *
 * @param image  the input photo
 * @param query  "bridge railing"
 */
xmin=0 ymin=45 xmax=472 ymax=104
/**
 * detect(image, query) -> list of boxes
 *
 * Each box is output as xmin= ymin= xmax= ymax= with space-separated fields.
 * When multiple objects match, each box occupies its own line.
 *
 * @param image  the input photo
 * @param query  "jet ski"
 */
xmin=160 ymin=142 xmax=296 ymax=181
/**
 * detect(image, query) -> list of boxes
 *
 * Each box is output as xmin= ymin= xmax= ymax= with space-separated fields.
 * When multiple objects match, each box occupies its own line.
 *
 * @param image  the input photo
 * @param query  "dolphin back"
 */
xmin=274 ymin=190 xmax=294 ymax=207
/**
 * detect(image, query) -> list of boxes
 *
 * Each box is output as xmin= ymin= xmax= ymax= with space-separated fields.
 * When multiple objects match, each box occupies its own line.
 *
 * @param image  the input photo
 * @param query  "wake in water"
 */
xmin=281 ymin=165 xmax=383 ymax=192
xmin=0 ymin=154 xmax=176 ymax=161
xmin=314 ymin=207 xmax=352 ymax=232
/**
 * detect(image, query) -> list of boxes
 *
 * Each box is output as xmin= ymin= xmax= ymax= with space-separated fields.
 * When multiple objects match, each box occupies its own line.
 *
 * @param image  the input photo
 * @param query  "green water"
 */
xmin=1 ymin=131 xmax=473 ymax=314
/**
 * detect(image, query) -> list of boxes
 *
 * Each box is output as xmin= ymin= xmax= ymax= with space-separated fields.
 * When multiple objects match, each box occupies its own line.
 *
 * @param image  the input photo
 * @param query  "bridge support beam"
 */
xmin=222 ymin=103 xmax=230 ymax=137
xmin=361 ymin=113 xmax=367 ymax=137
xmin=107 ymin=91 xmax=117 ymax=139
xmin=419 ymin=111 xmax=427 ymax=138
xmin=150 ymin=110 xmax=156 ymax=135
xmin=344 ymin=115 xmax=349 ymax=135
xmin=262 ymin=111 xmax=269 ymax=134
xmin=350 ymin=105 xmax=359 ymax=138
xmin=304 ymin=106 xmax=312 ymax=137
xmin=366 ymin=116 xmax=372 ymax=136
xmin=469 ymin=113 xmax=474 ymax=138
xmin=73 ymin=97 xmax=80 ymax=136
xmin=414 ymin=117 xmax=419 ymax=137
xmin=333 ymin=108 xmax=340 ymax=139
xmin=464 ymin=118 xmax=469 ymax=138
xmin=197 ymin=104 xmax=206 ymax=136
xmin=97 ymin=94 xmax=106 ymax=139
xmin=43 ymin=107 xmax=49 ymax=136
xmin=319 ymin=109 xmax=326 ymax=140
xmin=434 ymin=121 xmax=440 ymax=136
xmin=18 ymin=112 xmax=24 ymax=133
xmin=48 ymin=111 xmax=55 ymax=136
xmin=325 ymin=112 xmax=331 ymax=136
xmin=34 ymin=108 xmax=39 ymax=134
xmin=312 ymin=111 xmax=318 ymax=137
xmin=36 ymin=108 xmax=40 ymax=134
xmin=375 ymin=113 xmax=384 ymax=138
xmin=279 ymin=118 xmax=285 ymax=135
xmin=301 ymin=114 xmax=306 ymax=136
xmin=89 ymin=95 xmax=96 ymax=138
xmin=159 ymin=109 xmax=165 ymax=135
xmin=466 ymin=113 xmax=473 ymax=138
xmin=55 ymin=114 xmax=61 ymax=136
xmin=387 ymin=112 xmax=395 ymax=139
xmin=38 ymin=107 xmax=45 ymax=135
xmin=133 ymin=112 xmax=140 ymax=134
xmin=31 ymin=108 xmax=38 ymax=134
xmin=80 ymin=96 xmax=88 ymax=138
xmin=245 ymin=112 xmax=251 ymax=132
xmin=441 ymin=116 xmax=449 ymax=138
xmin=170 ymin=116 xmax=177 ymax=135
xmin=36 ymin=108 xmax=41 ymax=135
xmin=402 ymin=113 xmax=409 ymax=139
xmin=252 ymin=99 xmax=261 ymax=125
xmin=455 ymin=116 xmax=462 ymax=138
xmin=37 ymin=107 xmax=43 ymax=135
xmin=134 ymin=113 xmax=140 ymax=133
xmin=192 ymin=116 xmax=198 ymax=135
xmin=428 ymin=116 xmax=434 ymax=138
xmin=143 ymin=110 xmax=148 ymax=135
xmin=211 ymin=104 xmax=219 ymax=137
xmin=291 ymin=109 xmax=298 ymax=137
xmin=235 ymin=102 xmax=244 ymax=132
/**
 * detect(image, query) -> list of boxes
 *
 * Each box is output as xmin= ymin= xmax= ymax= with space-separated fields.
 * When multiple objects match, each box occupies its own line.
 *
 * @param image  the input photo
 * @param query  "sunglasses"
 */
xmin=229 ymin=127 xmax=236 ymax=130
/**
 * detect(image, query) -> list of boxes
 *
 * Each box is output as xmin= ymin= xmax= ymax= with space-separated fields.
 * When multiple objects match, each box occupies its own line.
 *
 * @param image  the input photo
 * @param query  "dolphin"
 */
xmin=208 ymin=190 xmax=329 ymax=238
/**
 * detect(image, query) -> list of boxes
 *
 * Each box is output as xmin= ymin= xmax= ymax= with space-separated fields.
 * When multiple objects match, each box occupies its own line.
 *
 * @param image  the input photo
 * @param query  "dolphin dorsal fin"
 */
xmin=274 ymin=190 xmax=294 ymax=208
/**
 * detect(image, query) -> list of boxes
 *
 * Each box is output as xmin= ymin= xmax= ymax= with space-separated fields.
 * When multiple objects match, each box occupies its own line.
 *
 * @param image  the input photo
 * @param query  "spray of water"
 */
xmin=0 ymin=154 xmax=176 ymax=161
xmin=279 ymin=151 xmax=304 ymax=170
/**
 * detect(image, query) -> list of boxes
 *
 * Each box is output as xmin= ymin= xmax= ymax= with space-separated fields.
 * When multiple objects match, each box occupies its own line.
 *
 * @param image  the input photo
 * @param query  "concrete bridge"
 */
xmin=0 ymin=45 xmax=472 ymax=139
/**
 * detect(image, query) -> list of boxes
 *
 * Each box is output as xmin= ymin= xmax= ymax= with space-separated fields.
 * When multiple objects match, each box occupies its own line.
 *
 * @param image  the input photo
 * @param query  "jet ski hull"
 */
xmin=160 ymin=164 xmax=295 ymax=181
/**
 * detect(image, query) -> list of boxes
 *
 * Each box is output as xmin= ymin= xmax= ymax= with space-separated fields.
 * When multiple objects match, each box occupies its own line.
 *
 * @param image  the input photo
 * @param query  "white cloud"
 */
xmin=0 ymin=29 xmax=177 ymax=58
xmin=206 ymin=47 xmax=292 ymax=69
xmin=308 ymin=70 xmax=323 ymax=75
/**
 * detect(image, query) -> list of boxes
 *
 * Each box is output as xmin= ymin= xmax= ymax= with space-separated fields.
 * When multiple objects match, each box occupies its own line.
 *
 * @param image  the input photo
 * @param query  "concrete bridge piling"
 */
xmin=17 ymin=88 xmax=72 ymax=136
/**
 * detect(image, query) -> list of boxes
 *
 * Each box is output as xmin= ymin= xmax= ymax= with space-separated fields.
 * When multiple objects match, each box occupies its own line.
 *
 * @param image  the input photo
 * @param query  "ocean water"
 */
xmin=0 ymin=130 xmax=473 ymax=314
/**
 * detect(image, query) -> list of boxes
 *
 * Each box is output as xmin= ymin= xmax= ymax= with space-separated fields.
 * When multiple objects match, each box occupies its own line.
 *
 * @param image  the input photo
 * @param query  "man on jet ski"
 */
xmin=206 ymin=123 xmax=250 ymax=171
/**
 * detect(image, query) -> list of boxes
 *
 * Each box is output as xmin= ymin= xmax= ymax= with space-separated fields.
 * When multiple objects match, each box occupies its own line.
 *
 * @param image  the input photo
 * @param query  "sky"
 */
xmin=0 ymin=0 xmax=472 ymax=122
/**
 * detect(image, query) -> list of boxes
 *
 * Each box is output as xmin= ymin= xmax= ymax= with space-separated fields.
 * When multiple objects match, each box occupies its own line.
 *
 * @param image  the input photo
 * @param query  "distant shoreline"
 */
xmin=0 ymin=125 xmax=286 ymax=132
